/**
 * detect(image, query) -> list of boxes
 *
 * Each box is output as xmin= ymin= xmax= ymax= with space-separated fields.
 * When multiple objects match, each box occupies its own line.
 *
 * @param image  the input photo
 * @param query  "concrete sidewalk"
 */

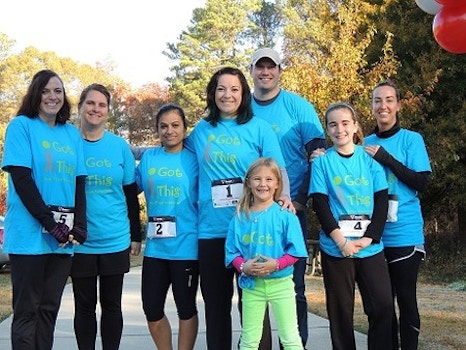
xmin=0 ymin=266 xmax=367 ymax=349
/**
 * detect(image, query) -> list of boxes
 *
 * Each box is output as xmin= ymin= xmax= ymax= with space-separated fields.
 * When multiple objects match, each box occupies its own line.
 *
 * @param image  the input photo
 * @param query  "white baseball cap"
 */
xmin=250 ymin=48 xmax=282 ymax=66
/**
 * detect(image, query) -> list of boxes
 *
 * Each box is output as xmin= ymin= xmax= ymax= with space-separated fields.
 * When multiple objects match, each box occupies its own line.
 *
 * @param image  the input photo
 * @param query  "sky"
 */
xmin=0 ymin=0 xmax=206 ymax=87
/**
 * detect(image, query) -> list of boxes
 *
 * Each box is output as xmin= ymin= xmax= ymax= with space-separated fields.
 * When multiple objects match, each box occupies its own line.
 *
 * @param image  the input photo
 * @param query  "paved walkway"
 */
xmin=0 ymin=266 xmax=367 ymax=349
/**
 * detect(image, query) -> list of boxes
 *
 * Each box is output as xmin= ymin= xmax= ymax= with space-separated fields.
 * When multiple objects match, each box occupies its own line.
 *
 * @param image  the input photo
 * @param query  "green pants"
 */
xmin=240 ymin=275 xmax=303 ymax=349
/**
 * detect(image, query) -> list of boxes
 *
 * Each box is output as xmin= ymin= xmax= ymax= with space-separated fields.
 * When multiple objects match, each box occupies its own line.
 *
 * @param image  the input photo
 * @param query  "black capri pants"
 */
xmin=142 ymin=257 xmax=199 ymax=322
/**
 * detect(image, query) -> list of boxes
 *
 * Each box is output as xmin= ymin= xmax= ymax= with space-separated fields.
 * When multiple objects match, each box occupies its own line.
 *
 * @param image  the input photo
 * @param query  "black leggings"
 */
xmin=198 ymin=238 xmax=235 ymax=350
xmin=386 ymin=249 xmax=423 ymax=350
xmin=10 ymin=254 xmax=72 ymax=350
xmin=71 ymin=274 xmax=124 ymax=350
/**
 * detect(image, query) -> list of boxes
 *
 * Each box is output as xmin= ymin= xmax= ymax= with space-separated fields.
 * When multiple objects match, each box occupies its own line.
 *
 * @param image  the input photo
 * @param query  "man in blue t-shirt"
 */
xmin=249 ymin=48 xmax=326 ymax=349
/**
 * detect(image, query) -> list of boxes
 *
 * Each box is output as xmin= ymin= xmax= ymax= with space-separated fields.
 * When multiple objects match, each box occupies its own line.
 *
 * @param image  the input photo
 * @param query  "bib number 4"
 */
xmin=338 ymin=215 xmax=371 ymax=238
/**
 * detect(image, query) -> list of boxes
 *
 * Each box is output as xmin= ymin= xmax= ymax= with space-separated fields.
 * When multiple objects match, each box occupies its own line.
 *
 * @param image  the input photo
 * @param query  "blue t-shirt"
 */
xmin=309 ymin=146 xmax=388 ymax=258
xmin=225 ymin=202 xmax=308 ymax=279
xmin=1 ymin=116 xmax=86 ymax=255
xmin=74 ymin=131 xmax=135 ymax=254
xmin=136 ymin=147 xmax=198 ymax=260
xmin=365 ymin=129 xmax=431 ymax=247
xmin=185 ymin=117 xmax=286 ymax=239
xmin=252 ymin=90 xmax=325 ymax=199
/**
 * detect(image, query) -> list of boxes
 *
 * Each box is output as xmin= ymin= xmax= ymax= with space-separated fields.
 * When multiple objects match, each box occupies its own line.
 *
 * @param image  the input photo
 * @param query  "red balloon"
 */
xmin=436 ymin=0 xmax=466 ymax=6
xmin=433 ymin=5 xmax=466 ymax=54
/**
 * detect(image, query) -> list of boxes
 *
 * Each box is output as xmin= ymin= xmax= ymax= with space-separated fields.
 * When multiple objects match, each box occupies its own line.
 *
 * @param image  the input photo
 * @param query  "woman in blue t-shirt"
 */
xmin=136 ymin=104 xmax=200 ymax=350
xmin=310 ymin=102 xmax=394 ymax=350
xmin=184 ymin=67 xmax=292 ymax=349
xmin=365 ymin=80 xmax=432 ymax=350
xmin=70 ymin=84 xmax=142 ymax=349
xmin=1 ymin=70 xmax=87 ymax=349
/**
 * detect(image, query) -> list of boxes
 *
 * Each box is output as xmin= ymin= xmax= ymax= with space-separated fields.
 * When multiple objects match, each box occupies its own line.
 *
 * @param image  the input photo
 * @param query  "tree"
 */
xmin=116 ymin=83 xmax=171 ymax=146
xmin=0 ymin=32 xmax=14 ymax=61
xmin=0 ymin=123 xmax=6 ymax=214
xmin=164 ymin=0 xmax=262 ymax=124
xmin=365 ymin=0 xmax=466 ymax=244
xmin=0 ymin=45 xmax=120 ymax=124
xmin=0 ymin=35 xmax=130 ymax=213
xmin=246 ymin=0 xmax=283 ymax=48
xmin=279 ymin=0 xmax=399 ymax=129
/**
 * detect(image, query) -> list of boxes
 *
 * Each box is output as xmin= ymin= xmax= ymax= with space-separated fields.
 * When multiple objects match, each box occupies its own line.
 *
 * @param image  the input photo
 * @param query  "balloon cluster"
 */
xmin=416 ymin=0 xmax=466 ymax=54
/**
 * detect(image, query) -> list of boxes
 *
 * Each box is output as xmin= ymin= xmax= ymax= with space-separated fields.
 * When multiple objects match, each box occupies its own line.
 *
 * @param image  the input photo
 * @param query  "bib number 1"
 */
xmin=211 ymin=177 xmax=243 ymax=208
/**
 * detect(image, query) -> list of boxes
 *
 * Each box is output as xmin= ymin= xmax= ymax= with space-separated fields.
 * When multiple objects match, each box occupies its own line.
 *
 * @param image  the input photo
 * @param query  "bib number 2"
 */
xmin=147 ymin=216 xmax=177 ymax=238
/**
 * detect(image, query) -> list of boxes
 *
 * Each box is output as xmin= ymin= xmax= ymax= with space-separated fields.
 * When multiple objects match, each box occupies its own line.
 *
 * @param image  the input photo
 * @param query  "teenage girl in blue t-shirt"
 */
xmin=309 ymin=102 xmax=395 ymax=350
xmin=365 ymin=80 xmax=432 ymax=350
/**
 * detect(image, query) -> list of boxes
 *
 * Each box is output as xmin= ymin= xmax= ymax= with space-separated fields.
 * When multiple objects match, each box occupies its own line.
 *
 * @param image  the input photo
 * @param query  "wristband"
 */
xmin=49 ymin=223 xmax=70 ymax=243
xmin=70 ymin=226 xmax=87 ymax=244
xmin=240 ymin=262 xmax=245 ymax=274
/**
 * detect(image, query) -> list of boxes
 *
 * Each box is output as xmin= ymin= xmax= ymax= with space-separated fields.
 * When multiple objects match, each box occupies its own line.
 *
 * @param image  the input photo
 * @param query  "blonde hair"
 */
xmin=236 ymin=158 xmax=283 ymax=220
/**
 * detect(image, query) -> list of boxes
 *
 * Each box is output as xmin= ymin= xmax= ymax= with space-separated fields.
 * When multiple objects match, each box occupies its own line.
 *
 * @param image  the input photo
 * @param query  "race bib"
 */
xmin=211 ymin=177 xmax=243 ymax=208
xmin=147 ymin=216 xmax=177 ymax=239
xmin=42 ymin=205 xmax=75 ymax=233
xmin=338 ymin=214 xmax=371 ymax=238
xmin=387 ymin=194 xmax=399 ymax=223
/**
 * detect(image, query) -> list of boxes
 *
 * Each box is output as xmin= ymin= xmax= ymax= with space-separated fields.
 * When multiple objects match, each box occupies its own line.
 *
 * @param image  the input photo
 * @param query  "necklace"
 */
xmin=251 ymin=208 xmax=267 ymax=223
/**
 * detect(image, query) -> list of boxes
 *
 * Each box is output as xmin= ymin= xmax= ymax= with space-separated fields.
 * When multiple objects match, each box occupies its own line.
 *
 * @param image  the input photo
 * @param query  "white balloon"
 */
xmin=415 ymin=0 xmax=442 ymax=15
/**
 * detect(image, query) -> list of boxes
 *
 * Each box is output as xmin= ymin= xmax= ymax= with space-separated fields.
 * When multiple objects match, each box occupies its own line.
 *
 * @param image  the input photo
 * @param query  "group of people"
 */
xmin=1 ymin=73 xmax=142 ymax=350
xmin=308 ymin=81 xmax=431 ymax=350
xmin=1 ymin=47 xmax=431 ymax=350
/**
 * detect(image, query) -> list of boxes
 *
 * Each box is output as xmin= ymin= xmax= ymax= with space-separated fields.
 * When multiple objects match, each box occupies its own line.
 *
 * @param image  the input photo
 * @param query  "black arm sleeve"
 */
xmin=294 ymin=138 xmax=328 ymax=206
xmin=373 ymin=146 xmax=430 ymax=192
xmin=9 ymin=166 xmax=56 ymax=231
xmin=123 ymin=182 xmax=142 ymax=242
xmin=311 ymin=193 xmax=339 ymax=236
xmin=363 ymin=189 xmax=388 ymax=243
xmin=73 ymin=175 xmax=87 ymax=231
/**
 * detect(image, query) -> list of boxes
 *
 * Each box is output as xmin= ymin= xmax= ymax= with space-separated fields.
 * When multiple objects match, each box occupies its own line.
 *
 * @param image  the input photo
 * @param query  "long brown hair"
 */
xmin=17 ymin=70 xmax=71 ymax=124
